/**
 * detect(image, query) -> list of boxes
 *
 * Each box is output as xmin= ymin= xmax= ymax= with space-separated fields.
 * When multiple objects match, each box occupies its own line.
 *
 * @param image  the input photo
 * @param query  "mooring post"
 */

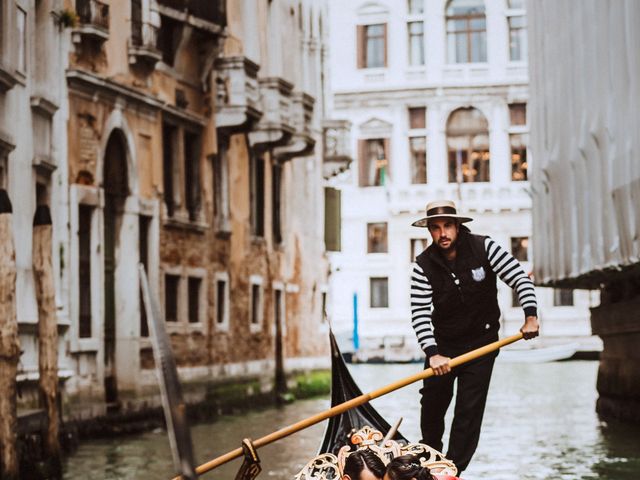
xmin=0 ymin=190 xmax=20 ymax=479
xmin=32 ymin=204 xmax=61 ymax=474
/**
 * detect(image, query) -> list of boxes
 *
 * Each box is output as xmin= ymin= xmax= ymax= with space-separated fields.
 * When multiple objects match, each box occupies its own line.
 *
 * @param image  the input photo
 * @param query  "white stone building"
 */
xmin=326 ymin=0 xmax=598 ymax=359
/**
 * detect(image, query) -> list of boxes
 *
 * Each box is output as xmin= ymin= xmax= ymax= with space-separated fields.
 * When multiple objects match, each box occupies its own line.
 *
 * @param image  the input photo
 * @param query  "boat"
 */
xmin=140 ymin=267 xmax=462 ymax=479
xmin=294 ymin=331 xmax=460 ymax=479
xmin=496 ymin=342 xmax=579 ymax=363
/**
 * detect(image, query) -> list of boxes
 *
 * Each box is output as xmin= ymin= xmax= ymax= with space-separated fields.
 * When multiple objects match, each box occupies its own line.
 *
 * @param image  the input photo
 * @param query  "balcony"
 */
xmin=128 ymin=20 xmax=162 ymax=69
xmin=215 ymin=56 xmax=262 ymax=133
xmin=322 ymin=119 xmax=353 ymax=178
xmin=157 ymin=0 xmax=226 ymax=32
xmin=72 ymin=0 xmax=110 ymax=45
xmin=248 ymin=78 xmax=294 ymax=150
xmin=273 ymin=92 xmax=315 ymax=161
xmin=0 ymin=60 xmax=19 ymax=93
xmin=387 ymin=182 xmax=531 ymax=216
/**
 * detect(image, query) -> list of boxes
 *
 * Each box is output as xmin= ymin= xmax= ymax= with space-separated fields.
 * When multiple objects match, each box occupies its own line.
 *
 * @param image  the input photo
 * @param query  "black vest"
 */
xmin=416 ymin=231 xmax=500 ymax=355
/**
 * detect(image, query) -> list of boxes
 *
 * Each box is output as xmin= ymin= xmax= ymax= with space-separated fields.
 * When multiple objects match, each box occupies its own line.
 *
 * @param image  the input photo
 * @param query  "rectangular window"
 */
xmin=408 ymin=0 xmax=424 ymax=14
xmin=448 ymin=148 xmax=490 ymax=183
xmin=250 ymin=152 xmax=265 ymax=237
xmin=216 ymin=278 xmax=227 ymax=325
xmin=357 ymin=24 xmax=386 ymax=69
xmin=188 ymin=277 xmax=201 ymax=324
xmin=157 ymin=15 xmax=180 ymax=66
xmin=510 ymin=134 xmax=528 ymax=181
xmin=17 ymin=7 xmax=27 ymax=72
xmin=408 ymin=21 xmax=424 ymax=66
xmin=78 ymin=205 xmax=93 ymax=338
xmin=409 ymin=137 xmax=427 ymax=184
xmin=184 ymin=130 xmax=201 ymax=221
xmin=509 ymin=103 xmax=527 ymax=126
xmin=359 ymin=138 xmax=389 ymax=187
xmin=213 ymin=136 xmax=230 ymax=231
xmin=510 ymin=236 xmax=529 ymax=262
xmin=409 ymin=107 xmax=426 ymax=130
xmin=367 ymin=222 xmax=388 ymax=253
xmin=324 ymin=187 xmax=341 ymax=252
xmin=410 ymin=238 xmax=428 ymax=262
xmin=508 ymin=15 xmax=527 ymax=62
xmin=162 ymin=122 xmax=178 ymax=218
xmin=139 ymin=215 xmax=151 ymax=337
xmin=554 ymin=289 xmax=574 ymax=306
xmin=370 ymin=277 xmax=389 ymax=308
xmin=272 ymin=163 xmax=282 ymax=244
xmin=32 ymin=112 xmax=52 ymax=161
xmin=165 ymin=274 xmax=180 ymax=322
xmin=251 ymin=283 xmax=262 ymax=326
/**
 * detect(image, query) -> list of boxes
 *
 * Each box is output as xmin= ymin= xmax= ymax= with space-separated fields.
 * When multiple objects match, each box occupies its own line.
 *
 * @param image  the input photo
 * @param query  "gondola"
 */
xmin=141 ymin=267 xmax=513 ymax=479
xmin=294 ymin=331 xmax=460 ymax=479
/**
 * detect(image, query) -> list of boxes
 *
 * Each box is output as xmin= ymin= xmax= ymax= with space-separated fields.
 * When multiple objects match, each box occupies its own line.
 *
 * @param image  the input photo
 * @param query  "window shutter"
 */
xmin=383 ymin=23 xmax=388 ymax=67
xmin=383 ymin=138 xmax=391 ymax=181
xmin=358 ymin=139 xmax=366 ymax=187
xmin=324 ymin=187 xmax=341 ymax=252
xmin=357 ymin=25 xmax=366 ymax=68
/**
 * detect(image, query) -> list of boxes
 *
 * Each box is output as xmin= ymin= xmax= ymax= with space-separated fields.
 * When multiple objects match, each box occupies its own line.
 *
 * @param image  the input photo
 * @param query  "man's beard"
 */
xmin=436 ymin=236 xmax=457 ymax=253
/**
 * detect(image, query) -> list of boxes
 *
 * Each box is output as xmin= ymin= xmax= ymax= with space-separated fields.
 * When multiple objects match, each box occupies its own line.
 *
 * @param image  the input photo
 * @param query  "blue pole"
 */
xmin=353 ymin=293 xmax=359 ymax=351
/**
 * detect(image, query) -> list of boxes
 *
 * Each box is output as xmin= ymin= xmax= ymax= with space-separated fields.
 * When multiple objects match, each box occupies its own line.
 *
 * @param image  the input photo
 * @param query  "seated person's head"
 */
xmin=342 ymin=449 xmax=386 ymax=480
xmin=383 ymin=454 xmax=435 ymax=480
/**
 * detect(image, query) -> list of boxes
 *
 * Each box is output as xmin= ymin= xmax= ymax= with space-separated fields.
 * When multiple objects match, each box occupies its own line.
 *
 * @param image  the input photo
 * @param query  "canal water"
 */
xmin=63 ymin=360 xmax=640 ymax=479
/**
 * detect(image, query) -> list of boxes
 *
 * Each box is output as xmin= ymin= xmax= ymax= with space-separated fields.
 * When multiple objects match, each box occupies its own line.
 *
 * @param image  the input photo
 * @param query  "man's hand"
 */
xmin=520 ymin=315 xmax=540 ymax=340
xmin=429 ymin=354 xmax=451 ymax=376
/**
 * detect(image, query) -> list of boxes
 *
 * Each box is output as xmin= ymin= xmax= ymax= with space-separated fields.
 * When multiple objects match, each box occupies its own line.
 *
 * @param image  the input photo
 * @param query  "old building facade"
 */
xmin=528 ymin=0 xmax=640 ymax=422
xmin=2 ymin=0 xmax=346 ymax=417
xmin=326 ymin=0 xmax=598 ymax=359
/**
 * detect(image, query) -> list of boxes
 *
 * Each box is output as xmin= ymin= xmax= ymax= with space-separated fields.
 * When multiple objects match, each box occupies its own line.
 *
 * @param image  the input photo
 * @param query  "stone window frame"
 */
xmin=161 ymin=114 xmax=205 ymax=229
xmin=249 ymin=275 xmax=264 ymax=334
xmin=185 ymin=266 xmax=207 ymax=329
xmin=69 ymin=184 xmax=103 ymax=353
xmin=505 ymin=0 xmax=527 ymax=63
xmin=507 ymin=102 xmax=529 ymax=182
xmin=370 ymin=276 xmax=389 ymax=309
xmin=214 ymin=271 xmax=230 ymax=332
xmin=162 ymin=265 xmax=208 ymax=333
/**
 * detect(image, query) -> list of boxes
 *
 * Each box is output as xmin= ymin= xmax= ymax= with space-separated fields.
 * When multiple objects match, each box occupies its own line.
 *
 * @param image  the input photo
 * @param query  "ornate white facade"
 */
xmin=326 ymin=0 xmax=598 ymax=358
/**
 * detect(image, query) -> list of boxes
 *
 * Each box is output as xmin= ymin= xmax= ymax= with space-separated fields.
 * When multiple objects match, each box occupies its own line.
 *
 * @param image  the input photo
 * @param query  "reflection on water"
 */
xmin=63 ymin=361 xmax=640 ymax=479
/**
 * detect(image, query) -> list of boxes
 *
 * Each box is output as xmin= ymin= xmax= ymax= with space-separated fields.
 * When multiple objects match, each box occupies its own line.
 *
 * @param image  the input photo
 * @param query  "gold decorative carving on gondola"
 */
xmin=294 ymin=453 xmax=340 ymax=480
xmin=401 ymin=442 xmax=458 ymax=476
xmin=294 ymin=426 xmax=458 ymax=479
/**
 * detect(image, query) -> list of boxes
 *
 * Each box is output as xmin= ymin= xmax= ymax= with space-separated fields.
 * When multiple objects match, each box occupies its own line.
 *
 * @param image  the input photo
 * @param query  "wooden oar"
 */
xmin=176 ymin=332 xmax=523 ymax=479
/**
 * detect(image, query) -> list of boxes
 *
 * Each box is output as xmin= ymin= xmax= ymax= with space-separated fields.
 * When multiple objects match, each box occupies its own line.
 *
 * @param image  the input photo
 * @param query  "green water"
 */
xmin=63 ymin=361 xmax=640 ymax=479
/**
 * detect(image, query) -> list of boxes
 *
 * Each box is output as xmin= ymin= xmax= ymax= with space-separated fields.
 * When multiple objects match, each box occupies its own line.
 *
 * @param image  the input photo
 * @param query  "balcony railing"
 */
xmin=322 ymin=119 xmax=353 ymax=178
xmin=131 ymin=20 xmax=158 ymax=47
xmin=76 ymin=0 xmax=109 ymax=30
xmin=73 ymin=0 xmax=110 ymax=44
xmin=129 ymin=20 xmax=162 ymax=68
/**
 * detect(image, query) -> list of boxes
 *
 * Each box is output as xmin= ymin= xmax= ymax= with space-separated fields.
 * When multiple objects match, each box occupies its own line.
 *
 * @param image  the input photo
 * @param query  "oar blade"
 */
xmin=139 ymin=265 xmax=197 ymax=480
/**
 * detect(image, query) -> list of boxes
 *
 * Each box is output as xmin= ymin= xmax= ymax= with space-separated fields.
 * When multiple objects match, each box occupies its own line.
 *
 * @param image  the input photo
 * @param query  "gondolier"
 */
xmin=410 ymin=200 xmax=539 ymax=474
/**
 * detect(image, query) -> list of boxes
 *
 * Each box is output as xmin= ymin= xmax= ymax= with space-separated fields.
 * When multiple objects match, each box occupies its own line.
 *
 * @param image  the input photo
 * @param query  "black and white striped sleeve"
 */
xmin=485 ymin=237 xmax=538 ymax=317
xmin=410 ymin=263 xmax=439 ymax=357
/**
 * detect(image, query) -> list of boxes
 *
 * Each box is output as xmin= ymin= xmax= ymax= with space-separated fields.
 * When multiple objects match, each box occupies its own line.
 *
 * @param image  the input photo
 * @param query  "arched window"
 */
xmin=446 ymin=0 xmax=486 ymax=63
xmin=446 ymin=107 xmax=490 ymax=183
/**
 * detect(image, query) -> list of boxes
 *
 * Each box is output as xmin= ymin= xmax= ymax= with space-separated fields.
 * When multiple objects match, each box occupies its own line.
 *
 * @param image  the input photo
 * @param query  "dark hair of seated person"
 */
xmin=343 ymin=449 xmax=386 ymax=480
xmin=384 ymin=454 xmax=436 ymax=480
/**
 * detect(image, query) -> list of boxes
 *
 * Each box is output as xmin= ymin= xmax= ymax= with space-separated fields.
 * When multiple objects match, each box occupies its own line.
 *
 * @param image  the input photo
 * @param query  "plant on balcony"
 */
xmin=55 ymin=8 xmax=79 ymax=29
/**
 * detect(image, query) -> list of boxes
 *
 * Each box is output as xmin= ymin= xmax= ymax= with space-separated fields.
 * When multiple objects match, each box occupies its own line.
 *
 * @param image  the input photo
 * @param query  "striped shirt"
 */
xmin=411 ymin=237 xmax=537 ymax=353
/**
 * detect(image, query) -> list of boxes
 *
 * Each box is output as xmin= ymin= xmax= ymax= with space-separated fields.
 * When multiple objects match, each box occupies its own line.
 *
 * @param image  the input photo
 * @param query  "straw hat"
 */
xmin=411 ymin=200 xmax=473 ymax=227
